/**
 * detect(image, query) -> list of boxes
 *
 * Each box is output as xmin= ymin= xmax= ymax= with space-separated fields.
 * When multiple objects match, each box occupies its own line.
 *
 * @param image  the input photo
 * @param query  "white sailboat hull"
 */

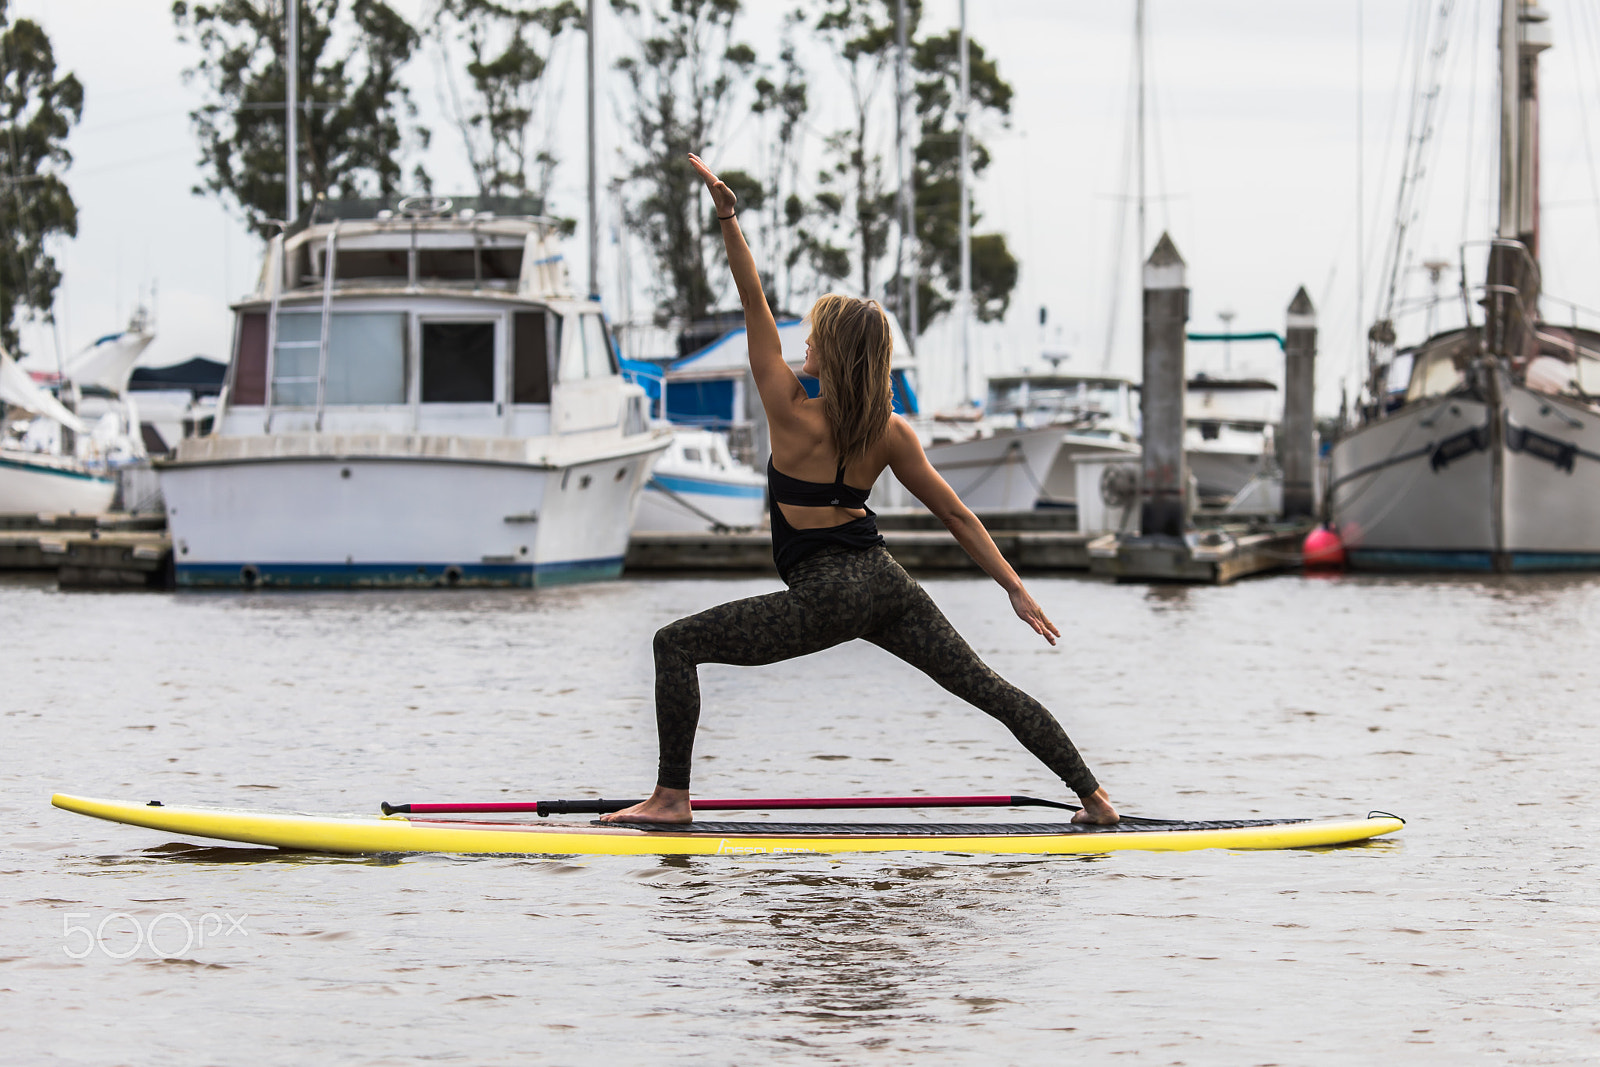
xmin=925 ymin=425 xmax=1070 ymax=512
xmin=159 ymin=434 xmax=668 ymax=587
xmin=1329 ymin=388 xmax=1600 ymax=570
xmin=0 ymin=450 xmax=117 ymax=515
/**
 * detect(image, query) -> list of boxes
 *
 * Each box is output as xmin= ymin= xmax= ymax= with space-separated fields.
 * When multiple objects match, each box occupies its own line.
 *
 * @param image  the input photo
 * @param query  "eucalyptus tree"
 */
xmin=609 ymin=0 xmax=759 ymax=326
xmin=434 ymin=0 xmax=581 ymax=207
xmin=172 ymin=0 xmax=430 ymax=236
xmin=748 ymin=11 xmax=809 ymax=312
xmin=910 ymin=27 xmax=1016 ymax=330
xmin=807 ymin=0 xmax=910 ymax=305
xmin=0 ymin=0 xmax=81 ymax=353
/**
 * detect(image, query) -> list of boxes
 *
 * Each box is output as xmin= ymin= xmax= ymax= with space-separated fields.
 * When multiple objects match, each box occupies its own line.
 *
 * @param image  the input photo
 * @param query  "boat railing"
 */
xmin=313 ymin=225 xmax=339 ymax=431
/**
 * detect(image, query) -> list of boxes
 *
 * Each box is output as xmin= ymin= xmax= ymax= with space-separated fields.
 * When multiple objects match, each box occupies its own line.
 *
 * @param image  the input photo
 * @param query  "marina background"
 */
xmin=16 ymin=0 xmax=1600 ymax=412
xmin=4 ymin=3 xmax=1600 ymax=1062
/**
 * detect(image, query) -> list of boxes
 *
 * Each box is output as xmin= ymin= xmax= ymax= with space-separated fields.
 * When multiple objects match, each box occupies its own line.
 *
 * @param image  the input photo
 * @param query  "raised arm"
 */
xmin=885 ymin=416 xmax=1062 ymax=645
xmin=687 ymin=153 xmax=807 ymax=423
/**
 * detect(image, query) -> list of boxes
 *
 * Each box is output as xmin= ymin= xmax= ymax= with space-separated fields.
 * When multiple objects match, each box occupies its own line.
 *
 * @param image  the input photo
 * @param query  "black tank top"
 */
xmin=767 ymin=457 xmax=885 ymax=577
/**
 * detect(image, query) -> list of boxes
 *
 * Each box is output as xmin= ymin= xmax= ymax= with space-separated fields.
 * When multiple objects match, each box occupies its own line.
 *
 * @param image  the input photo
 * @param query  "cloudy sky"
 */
xmin=12 ymin=0 xmax=1600 ymax=414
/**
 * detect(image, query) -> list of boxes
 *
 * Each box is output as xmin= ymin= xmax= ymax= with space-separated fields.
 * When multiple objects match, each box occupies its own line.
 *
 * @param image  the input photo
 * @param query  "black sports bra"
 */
xmin=766 ymin=457 xmax=873 ymax=510
xmin=765 ymin=456 xmax=883 ymax=578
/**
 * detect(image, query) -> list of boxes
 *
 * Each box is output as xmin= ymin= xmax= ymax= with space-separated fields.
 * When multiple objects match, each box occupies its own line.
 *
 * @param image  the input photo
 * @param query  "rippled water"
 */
xmin=4 ymin=569 xmax=1598 ymax=1064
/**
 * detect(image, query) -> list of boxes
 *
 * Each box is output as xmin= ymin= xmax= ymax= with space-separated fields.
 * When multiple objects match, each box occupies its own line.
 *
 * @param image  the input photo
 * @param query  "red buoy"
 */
xmin=1302 ymin=525 xmax=1346 ymax=569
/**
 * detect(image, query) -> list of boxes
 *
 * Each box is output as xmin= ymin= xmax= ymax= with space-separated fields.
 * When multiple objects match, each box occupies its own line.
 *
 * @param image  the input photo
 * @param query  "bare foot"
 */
xmin=597 ymin=786 xmax=693 ymax=825
xmin=1071 ymin=787 xmax=1119 ymax=825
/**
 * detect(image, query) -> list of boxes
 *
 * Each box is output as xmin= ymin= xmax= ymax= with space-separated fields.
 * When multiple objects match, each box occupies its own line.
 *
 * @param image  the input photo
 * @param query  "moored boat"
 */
xmin=1329 ymin=2 xmax=1600 ymax=571
xmin=159 ymin=196 xmax=670 ymax=588
xmin=923 ymin=371 xmax=1139 ymax=512
xmin=633 ymin=428 xmax=765 ymax=533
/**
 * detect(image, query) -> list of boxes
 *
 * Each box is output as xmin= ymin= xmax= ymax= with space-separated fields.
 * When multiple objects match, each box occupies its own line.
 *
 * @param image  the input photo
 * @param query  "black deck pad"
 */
xmin=595 ymin=817 xmax=1307 ymax=836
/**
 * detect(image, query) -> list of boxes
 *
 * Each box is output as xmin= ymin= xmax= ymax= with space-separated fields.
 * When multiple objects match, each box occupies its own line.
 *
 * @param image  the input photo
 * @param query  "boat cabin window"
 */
xmin=418 ymin=248 xmax=475 ymax=279
xmin=232 ymin=312 xmax=268 ymax=405
xmin=481 ymin=247 xmax=522 ymax=280
xmin=1405 ymin=347 xmax=1465 ymax=402
xmin=324 ymin=313 xmax=406 ymax=403
xmin=512 ymin=311 xmax=551 ymax=404
xmin=332 ymin=249 xmax=407 ymax=281
xmin=412 ymin=246 xmax=524 ymax=284
xmin=422 ymin=321 xmax=496 ymax=403
xmin=558 ymin=313 xmax=616 ymax=381
xmin=271 ymin=312 xmax=406 ymax=406
xmin=272 ymin=314 xmax=322 ymax=406
xmin=1577 ymin=356 xmax=1600 ymax=396
xmin=1383 ymin=353 xmax=1414 ymax=397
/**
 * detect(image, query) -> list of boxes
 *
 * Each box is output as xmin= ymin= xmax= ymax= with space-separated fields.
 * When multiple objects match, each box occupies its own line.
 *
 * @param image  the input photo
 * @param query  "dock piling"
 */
xmin=1282 ymin=287 xmax=1317 ymax=520
xmin=1139 ymin=232 xmax=1189 ymax=539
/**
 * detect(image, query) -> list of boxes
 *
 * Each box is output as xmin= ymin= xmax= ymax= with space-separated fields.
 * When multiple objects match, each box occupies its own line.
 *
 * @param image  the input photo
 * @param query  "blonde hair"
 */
xmin=808 ymin=294 xmax=894 ymax=466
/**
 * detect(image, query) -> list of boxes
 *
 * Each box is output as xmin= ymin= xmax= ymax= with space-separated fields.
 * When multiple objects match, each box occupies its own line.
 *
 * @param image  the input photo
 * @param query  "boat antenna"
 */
xmin=1136 ymin=0 xmax=1146 ymax=278
xmin=586 ymin=0 xmax=600 ymax=300
xmin=1100 ymin=0 xmax=1149 ymax=374
xmin=286 ymin=0 xmax=298 ymax=225
xmin=895 ymin=0 xmax=915 ymax=352
xmin=957 ymin=0 xmax=972 ymax=404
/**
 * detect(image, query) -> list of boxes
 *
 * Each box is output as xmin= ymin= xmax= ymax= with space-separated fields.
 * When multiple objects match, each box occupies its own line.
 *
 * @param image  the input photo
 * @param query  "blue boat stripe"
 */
xmin=0 ymin=456 xmax=115 ymax=484
xmin=648 ymin=473 xmax=765 ymax=499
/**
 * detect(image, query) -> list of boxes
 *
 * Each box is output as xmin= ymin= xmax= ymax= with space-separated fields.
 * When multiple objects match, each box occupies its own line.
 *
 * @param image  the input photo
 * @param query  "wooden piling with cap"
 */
xmin=1281 ymin=287 xmax=1317 ymax=520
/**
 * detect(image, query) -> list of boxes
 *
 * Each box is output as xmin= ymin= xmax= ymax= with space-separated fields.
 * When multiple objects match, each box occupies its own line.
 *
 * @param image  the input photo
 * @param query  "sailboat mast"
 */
xmin=1497 ymin=0 xmax=1519 ymax=240
xmin=895 ymin=0 xmax=915 ymax=349
xmin=286 ymin=0 xmax=298 ymax=224
xmin=957 ymin=0 xmax=972 ymax=402
xmin=586 ymin=0 xmax=600 ymax=299
xmin=1136 ymin=0 xmax=1146 ymax=264
xmin=1515 ymin=3 xmax=1550 ymax=258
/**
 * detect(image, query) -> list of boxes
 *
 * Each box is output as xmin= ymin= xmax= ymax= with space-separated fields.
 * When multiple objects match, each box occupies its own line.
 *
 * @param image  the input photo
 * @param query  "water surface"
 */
xmin=3 ymin=570 xmax=1597 ymax=1063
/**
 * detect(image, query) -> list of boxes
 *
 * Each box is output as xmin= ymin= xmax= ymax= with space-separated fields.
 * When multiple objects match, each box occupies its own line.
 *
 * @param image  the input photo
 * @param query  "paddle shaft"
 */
xmin=380 ymin=794 xmax=1081 ymax=817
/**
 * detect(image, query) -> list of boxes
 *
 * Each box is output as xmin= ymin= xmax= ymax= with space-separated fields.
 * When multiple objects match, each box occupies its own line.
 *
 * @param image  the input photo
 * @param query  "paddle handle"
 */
xmin=380 ymin=794 xmax=1080 ymax=817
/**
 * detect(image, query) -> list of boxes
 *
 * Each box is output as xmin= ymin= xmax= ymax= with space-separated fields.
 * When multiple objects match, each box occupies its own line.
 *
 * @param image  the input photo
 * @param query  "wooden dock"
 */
xmin=0 ymin=513 xmax=173 ymax=589
xmin=0 ymin=510 xmax=1304 ymax=589
xmin=625 ymin=527 xmax=1095 ymax=575
xmin=1088 ymin=523 xmax=1311 ymax=584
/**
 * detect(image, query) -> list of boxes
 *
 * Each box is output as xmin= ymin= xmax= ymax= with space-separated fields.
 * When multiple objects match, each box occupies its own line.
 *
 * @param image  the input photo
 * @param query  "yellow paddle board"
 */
xmin=52 ymin=794 xmax=1403 ymax=857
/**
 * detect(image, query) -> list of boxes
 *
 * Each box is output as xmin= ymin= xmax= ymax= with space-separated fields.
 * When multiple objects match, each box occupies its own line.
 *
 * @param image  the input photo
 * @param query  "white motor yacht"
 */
xmin=922 ymin=372 xmax=1139 ymax=512
xmin=159 ymin=197 xmax=670 ymax=587
xmin=1184 ymin=374 xmax=1279 ymax=506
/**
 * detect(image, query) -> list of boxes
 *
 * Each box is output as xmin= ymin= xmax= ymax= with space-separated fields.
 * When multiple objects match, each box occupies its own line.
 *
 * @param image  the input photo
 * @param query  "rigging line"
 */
xmin=1571 ymin=0 xmax=1600 ymax=287
xmin=1357 ymin=0 xmax=1365 ymax=382
xmin=1460 ymin=0 xmax=1483 ymax=249
xmin=1363 ymin=0 xmax=1428 ymax=326
xmin=1380 ymin=0 xmax=1458 ymax=325
xmin=1397 ymin=0 xmax=1470 ymax=322
xmin=1100 ymin=11 xmax=1141 ymax=372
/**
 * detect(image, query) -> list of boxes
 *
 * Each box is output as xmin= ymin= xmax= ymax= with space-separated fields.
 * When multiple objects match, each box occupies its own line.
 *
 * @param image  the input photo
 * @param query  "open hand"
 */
xmin=687 ymin=152 xmax=737 ymax=217
xmin=1008 ymin=585 xmax=1060 ymax=646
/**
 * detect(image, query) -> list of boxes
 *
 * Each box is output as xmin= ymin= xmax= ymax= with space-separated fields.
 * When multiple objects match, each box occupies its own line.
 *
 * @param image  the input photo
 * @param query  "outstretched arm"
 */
xmin=885 ymin=416 xmax=1062 ymax=645
xmin=687 ymin=153 xmax=806 ymax=424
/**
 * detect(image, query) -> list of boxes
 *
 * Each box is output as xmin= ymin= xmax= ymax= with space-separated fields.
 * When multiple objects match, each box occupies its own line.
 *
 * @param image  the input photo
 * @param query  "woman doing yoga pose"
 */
xmin=602 ymin=154 xmax=1117 ymax=826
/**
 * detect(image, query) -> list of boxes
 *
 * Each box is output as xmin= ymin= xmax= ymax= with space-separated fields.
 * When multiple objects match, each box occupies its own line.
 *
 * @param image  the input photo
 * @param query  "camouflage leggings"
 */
xmin=651 ymin=545 xmax=1099 ymax=796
